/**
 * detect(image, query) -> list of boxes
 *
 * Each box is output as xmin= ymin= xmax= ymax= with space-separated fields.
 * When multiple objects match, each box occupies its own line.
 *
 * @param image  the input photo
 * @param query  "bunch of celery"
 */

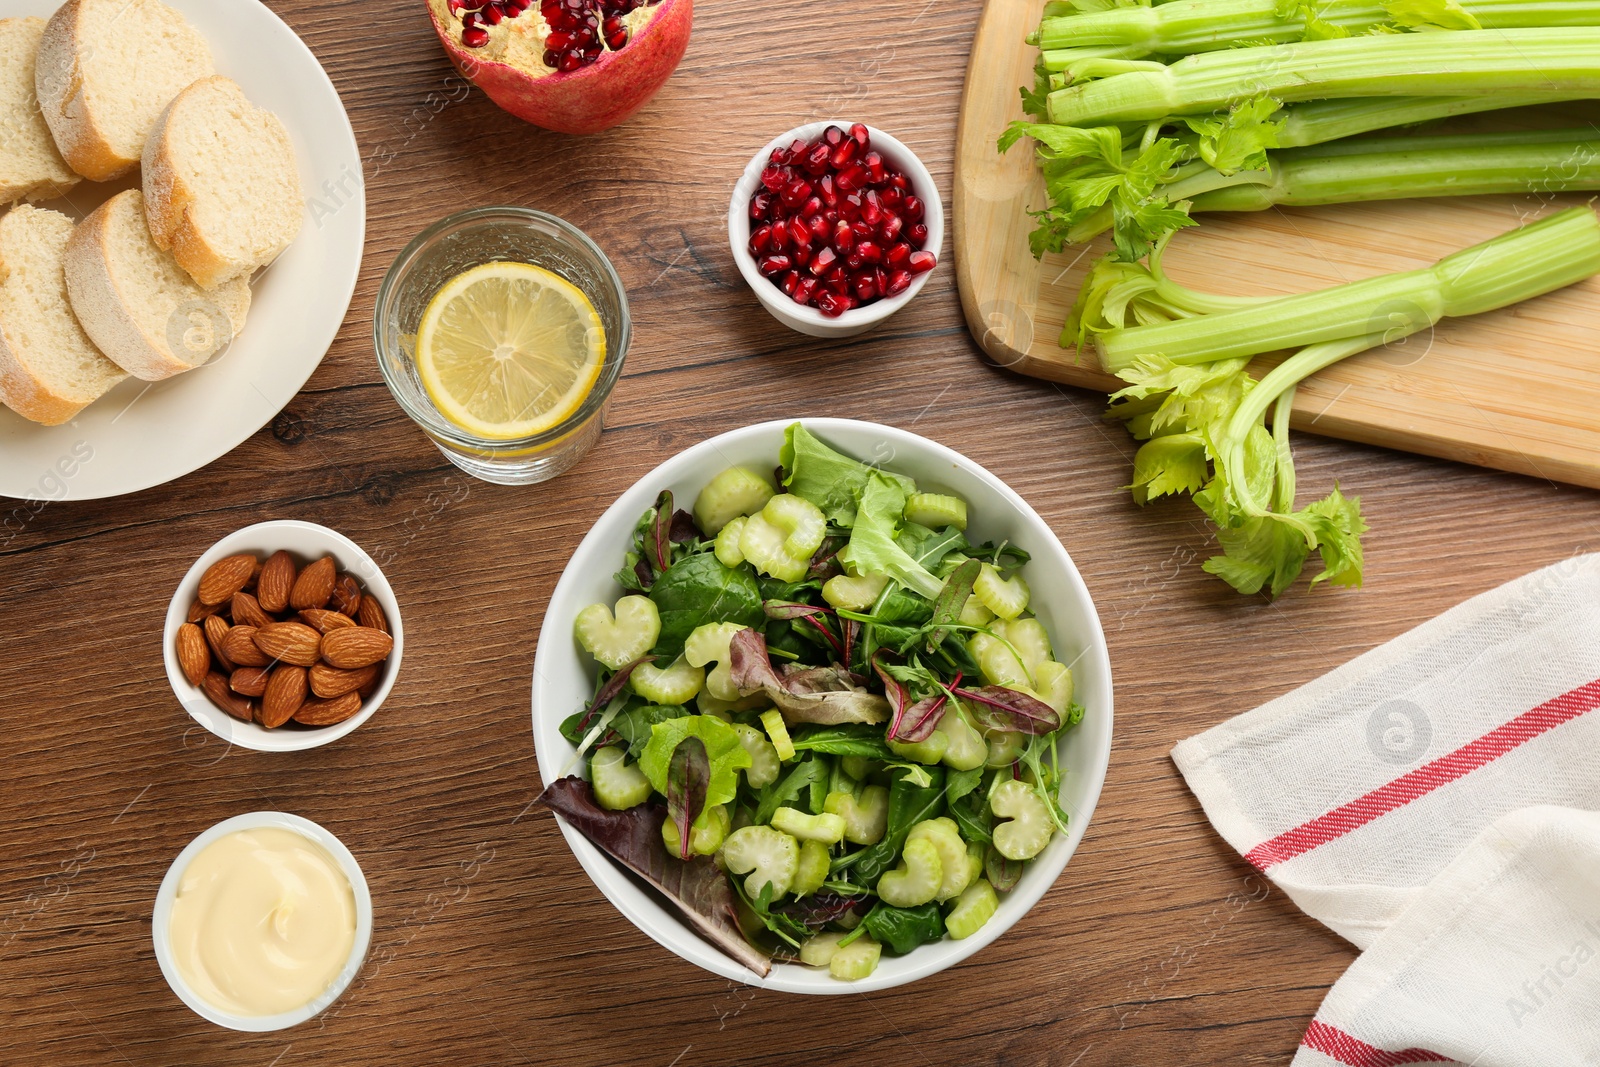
xmin=998 ymin=0 xmax=1600 ymax=597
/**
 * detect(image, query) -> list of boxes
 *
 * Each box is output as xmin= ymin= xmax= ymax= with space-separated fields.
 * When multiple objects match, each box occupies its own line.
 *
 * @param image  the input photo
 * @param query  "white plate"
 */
xmin=530 ymin=418 xmax=1115 ymax=993
xmin=0 ymin=0 xmax=364 ymax=501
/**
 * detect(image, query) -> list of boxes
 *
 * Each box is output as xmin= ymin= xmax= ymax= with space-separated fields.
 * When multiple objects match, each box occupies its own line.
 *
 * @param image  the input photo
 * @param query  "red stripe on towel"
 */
xmin=1301 ymin=1021 xmax=1453 ymax=1065
xmin=1245 ymin=678 xmax=1600 ymax=871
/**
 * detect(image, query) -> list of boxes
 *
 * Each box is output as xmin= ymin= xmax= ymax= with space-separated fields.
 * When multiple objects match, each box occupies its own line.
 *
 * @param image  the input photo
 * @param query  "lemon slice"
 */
xmin=417 ymin=261 xmax=605 ymax=439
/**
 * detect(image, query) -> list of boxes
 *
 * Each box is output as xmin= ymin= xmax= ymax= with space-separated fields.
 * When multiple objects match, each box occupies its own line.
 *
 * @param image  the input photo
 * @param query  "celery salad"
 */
xmin=538 ymin=423 xmax=1085 ymax=981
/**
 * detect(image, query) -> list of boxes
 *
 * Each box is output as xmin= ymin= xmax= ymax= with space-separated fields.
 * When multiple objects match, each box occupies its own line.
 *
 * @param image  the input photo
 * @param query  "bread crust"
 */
xmin=0 ymin=325 xmax=85 ymax=425
xmin=142 ymin=76 xmax=301 ymax=289
xmin=64 ymin=190 xmax=249 ymax=381
xmin=0 ymin=18 xmax=82 ymax=205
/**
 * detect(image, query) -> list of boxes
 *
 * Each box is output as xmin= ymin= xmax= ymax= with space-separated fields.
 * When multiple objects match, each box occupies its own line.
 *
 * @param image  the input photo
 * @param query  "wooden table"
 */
xmin=3 ymin=1 xmax=1597 ymax=1063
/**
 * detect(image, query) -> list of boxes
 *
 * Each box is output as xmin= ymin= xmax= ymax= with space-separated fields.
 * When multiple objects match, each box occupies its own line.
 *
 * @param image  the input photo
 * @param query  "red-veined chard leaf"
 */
xmin=728 ymin=629 xmax=889 ymax=725
xmin=649 ymin=490 xmax=674 ymax=574
xmin=808 ymin=535 xmax=847 ymax=580
xmin=985 ymin=844 xmax=1023 ymax=892
xmin=956 ymin=685 xmax=1060 ymax=735
xmin=666 ymin=736 xmax=709 ymax=862
xmin=762 ymin=600 xmax=833 ymax=622
xmin=669 ymin=508 xmax=701 ymax=544
xmin=926 ymin=558 xmax=981 ymax=652
xmin=536 ymin=777 xmax=771 ymax=977
xmin=872 ymin=655 xmax=955 ymax=743
xmin=770 ymin=892 xmax=866 ymax=934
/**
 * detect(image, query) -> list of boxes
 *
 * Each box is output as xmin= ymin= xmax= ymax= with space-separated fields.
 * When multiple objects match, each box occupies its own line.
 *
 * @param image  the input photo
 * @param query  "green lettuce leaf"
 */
xmin=780 ymin=423 xmax=914 ymax=527
xmin=836 ymin=474 xmax=946 ymax=601
xmin=639 ymin=715 xmax=751 ymax=808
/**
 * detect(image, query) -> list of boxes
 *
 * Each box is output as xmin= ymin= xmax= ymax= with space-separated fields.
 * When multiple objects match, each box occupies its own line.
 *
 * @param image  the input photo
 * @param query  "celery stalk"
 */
xmin=1274 ymin=93 xmax=1589 ymax=148
xmin=1039 ymin=0 xmax=1600 ymax=55
xmin=1096 ymin=206 xmax=1600 ymax=371
xmin=1047 ymin=29 xmax=1600 ymax=126
xmin=1183 ymin=131 xmax=1600 ymax=211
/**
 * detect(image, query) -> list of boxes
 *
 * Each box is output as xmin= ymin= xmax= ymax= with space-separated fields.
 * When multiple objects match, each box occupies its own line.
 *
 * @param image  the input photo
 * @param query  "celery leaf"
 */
xmin=1384 ymin=0 xmax=1480 ymax=31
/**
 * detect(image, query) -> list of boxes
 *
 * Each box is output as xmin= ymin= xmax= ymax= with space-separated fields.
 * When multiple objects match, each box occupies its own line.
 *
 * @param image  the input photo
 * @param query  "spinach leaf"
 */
xmin=860 ymin=901 xmax=945 ymax=956
xmin=611 ymin=704 xmax=690 ymax=759
xmin=755 ymin=756 xmax=828 ymax=824
xmin=947 ymin=766 xmax=994 ymax=846
xmin=649 ymin=553 xmax=765 ymax=661
xmin=758 ymin=576 xmax=822 ymax=603
xmin=836 ymin=765 xmax=947 ymax=884
xmin=780 ymin=423 xmax=914 ymax=527
xmin=790 ymin=724 xmax=898 ymax=760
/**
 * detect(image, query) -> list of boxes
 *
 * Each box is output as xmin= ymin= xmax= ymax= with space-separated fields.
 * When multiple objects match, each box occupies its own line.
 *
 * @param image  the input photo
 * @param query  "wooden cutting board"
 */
xmin=953 ymin=0 xmax=1600 ymax=490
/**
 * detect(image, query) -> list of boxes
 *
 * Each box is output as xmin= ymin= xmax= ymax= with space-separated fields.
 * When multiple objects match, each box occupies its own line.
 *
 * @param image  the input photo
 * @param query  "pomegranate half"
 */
xmin=428 ymin=0 xmax=692 ymax=135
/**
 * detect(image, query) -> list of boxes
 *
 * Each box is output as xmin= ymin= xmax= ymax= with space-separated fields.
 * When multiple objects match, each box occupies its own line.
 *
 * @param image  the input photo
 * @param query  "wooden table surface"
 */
xmin=3 ymin=1 xmax=1598 ymax=1064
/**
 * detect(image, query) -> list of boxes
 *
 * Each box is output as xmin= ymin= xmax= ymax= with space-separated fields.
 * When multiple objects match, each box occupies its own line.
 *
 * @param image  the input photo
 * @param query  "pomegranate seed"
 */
xmin=852 ymin=241 xmax=882 ymax=268
xmin=559 ymin=50 xmax=585 ymax=71
xmin=760 ymin=255 xmax=793 ymax=277
xmin=903 ymin=195 xmax=925 ymax=222
xmin=822 ymin=208 xmax=839 ymax=224
xmin=860 ymin=194 xmax=882 ymax=227
xmin=833 ymin=221 xmax=854 ymax=253
xmin=803 ymin=143 xmax=831 ymax=176
xmin=909 ymin=222 xmax=928 ymax=245
xmin=508 ymin=0 xmax=531 ymax=10
xmin=886 ymin=242 xmax=911 ymax=270
xmin=448 ymin=0 xmax=465 ymax=13
xmin=888 ymin=172 xmax=910 ymax=192
xmin=750 ymin=192 xmax=774 ymax=220
xmin=792 ymin=247 xmax=812 ymax=270
xmin=817 ymin=174 xmax=838 ymax=207
xmin=852 ymin=271 xmax=877 ymax=302
xmin=863 ymin=151 xmax=885 ymax=184
xmin=811 ymin=246 xmax=838 ymax=275
xmin=481 ymin=4 xmax=504 ymax=25
xmin=789 ymin=138 xmax=809 ymax=161
xmin=885 ymin=269 xmax=912 ymax=296
xmin=881 ymin=187 xmax=903 ymax=211
xmin=823 ymin=265 xmax=848 ymax=291
xmin=816 ymin=289 xmax=850 ymax=317
xmin=780 ymin=178 xmax=813 ymax=209
xmin=760 ymin=164 xmax=789 ymax=192
xmin=908 ymin=250 xmax=937 ymax=274
xmin=808 ymin=215 xmax=830 ymax=241
xmin=462 ymin=24 xmax=490 ymax=45
xmin=850 ymin=219 xmax=873 ymax=241
xmin=836 ymin=164 xmax=869 ymax=194
xmin=839 ymin=195 xmax=861 ymax=222
xmin=542 ymin=48 xmax=559 ymax=65
xmin=769 ymin=221 xmax=789 ymax=252
xmin=823 ymin=125 xmax=845 ymax=147
xmin=749 ymin=224 xmax=773 ymax=256
xmin=770 ymin=145 xmax=790 ymax=165
xmin=850 ymin=123 xmax=870 ymax=149
xmin=881 ymin=213 xmax=903 ymax=243
xmin=830 ymin=140 xmax=858 ymax=169
xmin=779 ymin=270 xmax=799 ymax=296
xmin=793 ymin=276 xmax=819 ymax=306
xmin=606 ymin=25 xmax=628 ymax=48
xmin=462 ymin=10 xmax=482 ymax=27
xmin=789 ymin=217 xmax=812 ymax=249
xmin=873 ymin=266 xmax=889 ymax=297
xmin=801 ymin=195 xmax=823 ymax=218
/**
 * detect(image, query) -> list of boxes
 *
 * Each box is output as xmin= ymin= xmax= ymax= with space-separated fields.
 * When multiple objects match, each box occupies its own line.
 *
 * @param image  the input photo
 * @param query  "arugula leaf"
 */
xmin=790 ymin=723 xmax=898 ymax=760
xmin=648 ymin=553 xmax=765 ymax=661
xmin=639 ymin=715 xmax=750 ymax=809
xmin=755 ymin=756 xmax=828 ymax=824
xmin=611 ymin=703 xmax=690 ymax=760
xmin=837 ymin=474 xmax=945 ymax=600
xmin=666 ymin=736 xmax=709 ymax=861
xmin=860 ymin=901 xmax=945 ymax=956
xmin=780 ymin=423 xmax=913 ymax=527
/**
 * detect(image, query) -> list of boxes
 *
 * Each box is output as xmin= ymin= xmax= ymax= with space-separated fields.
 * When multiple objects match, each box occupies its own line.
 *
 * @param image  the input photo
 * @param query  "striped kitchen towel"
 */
xmin=1172 ymin=554 xmax=1600 ymax=1066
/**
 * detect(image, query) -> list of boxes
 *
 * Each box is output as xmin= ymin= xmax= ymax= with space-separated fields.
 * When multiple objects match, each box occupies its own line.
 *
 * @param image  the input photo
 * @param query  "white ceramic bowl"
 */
xmin=152 ymin=811 xmax=372 ymax=1031
xmin=530 ymin=418 xmax=1113 ymax=993
xmin=161 ymin=520 xmax=403 ymax=753
xmin=728 ymin=123 xmax=945 ymax=339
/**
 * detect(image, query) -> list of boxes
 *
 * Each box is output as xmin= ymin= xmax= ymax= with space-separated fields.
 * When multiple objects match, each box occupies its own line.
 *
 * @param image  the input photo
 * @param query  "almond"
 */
xmin=309 ymin=661 xmax=379 ymax=699
xmin=199 ymin=553 xmax=259 ymax=606
xmin=299 ymin=608 xmax=356 ymax=634
xmin=231 ymin=590 xmax=273 ymax=630
xmin=187 ymin=597 xmax=224 ymax=624
xmin=175 ymin=623 xmax=210 ymax=686
xmin=253 ymin=621 xmax=323 ymax=667
xmin=261 ymin=665 xmax=309 ymax=727
xmin=203 ymin=615 xmax=235 ymax=673
xmin=257 ymin=550 xmax=296 ymax=614
xmin=356 ymin=596 xmax=389 ymax=634
xmin=230 ymin=666 xmax=271 ymax=697
xmin=331 ymin=574 xmax=362 ymax=617
xmin=293 ymin=690 xmax=362 ymax=726
xmin=320 ymin=626 xmax=394 ymax=669
xmin=290 ymin=555 xmax=336 ymax=611
xmin=221 ymin=625 xmax=271 ymax=667
xmin=202 ymin=671 xmax=254 ymax=722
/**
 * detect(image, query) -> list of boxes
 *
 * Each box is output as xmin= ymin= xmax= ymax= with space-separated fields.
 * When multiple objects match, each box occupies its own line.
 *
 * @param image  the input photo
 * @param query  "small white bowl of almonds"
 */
xmin=162 ymin=520 xmax=403 ymax=752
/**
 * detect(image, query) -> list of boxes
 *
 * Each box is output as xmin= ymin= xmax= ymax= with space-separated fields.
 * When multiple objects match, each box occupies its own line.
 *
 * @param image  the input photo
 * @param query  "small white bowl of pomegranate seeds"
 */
xmin=728 ymin=121 xmax=943 ymax=339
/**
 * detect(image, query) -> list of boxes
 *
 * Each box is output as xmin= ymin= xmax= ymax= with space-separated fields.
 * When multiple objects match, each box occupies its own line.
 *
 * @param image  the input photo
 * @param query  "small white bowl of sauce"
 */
xmin=152 ymin=812 xmax=372 ymax=1031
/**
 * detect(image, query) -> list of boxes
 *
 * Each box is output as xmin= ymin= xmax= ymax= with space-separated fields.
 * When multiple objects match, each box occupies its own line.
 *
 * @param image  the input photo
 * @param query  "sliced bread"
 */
xmin=0 ymin=18 xmax=79 ymax=204
xmin=143 ymin=76 xmax=303 ymax=289
xmin=35 ymin=0 xmax=214 ymax=181
xmin=0 ymin=205 xmax=126 ymax=425
xmin=64 ymin=190 xmax=250 ymax=381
